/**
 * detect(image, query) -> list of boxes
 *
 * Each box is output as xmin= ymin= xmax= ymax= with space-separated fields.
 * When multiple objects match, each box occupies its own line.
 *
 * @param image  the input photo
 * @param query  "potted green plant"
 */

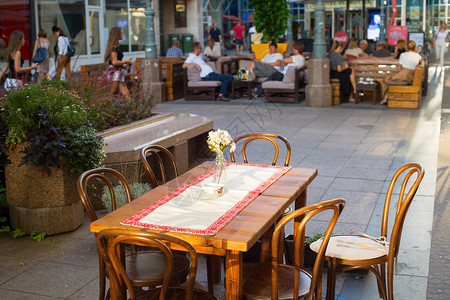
xmin=0 ymin=83 xmax=105 ymax=235
xmin=248 ymin=0 xmax=290 ymax=58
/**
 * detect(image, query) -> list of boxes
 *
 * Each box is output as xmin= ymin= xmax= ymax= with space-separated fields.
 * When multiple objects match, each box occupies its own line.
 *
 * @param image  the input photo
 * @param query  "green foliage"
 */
xmin=305 ymin=232 xmax=325 ymax=245
xmin=0 ymin=84 xmax=105 ymax=175
xmin=64 ymin=125 xmax=105 ymax=175
xmin=101 ymin=182 xmax=152 ymax=213
xmin=30 ymin=230 xmax=46 ymax=242
xmin=250 ymin=0 xmax=290 ymax=43
xmin=12 ymin=227 xmax=25 ymax=238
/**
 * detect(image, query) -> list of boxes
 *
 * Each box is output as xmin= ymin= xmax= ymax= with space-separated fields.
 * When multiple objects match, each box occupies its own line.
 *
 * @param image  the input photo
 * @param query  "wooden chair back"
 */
xmin=96 ymin=229 xmax=198 ymax=300
xmin=140 ymin=145 xmax=179 ymax=189
xmin=230 ymin=133 xmax=291 ymax=166
xmin=80 ymin=63 xmax=108 ymax=81
xmin=411 ymin=66 xmax=424 ymax=87
xmin=271 ymin=199 xmax=345 ymax=300
xmin=381 ymin=163 xmax=424 ymax=279
xmin=77 ymin=167 xmax=132 ymax=222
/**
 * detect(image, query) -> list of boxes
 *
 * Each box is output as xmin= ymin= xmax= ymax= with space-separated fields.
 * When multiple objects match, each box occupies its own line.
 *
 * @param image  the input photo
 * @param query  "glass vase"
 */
xmin=213 ymin=151 xmax=227 ymax=186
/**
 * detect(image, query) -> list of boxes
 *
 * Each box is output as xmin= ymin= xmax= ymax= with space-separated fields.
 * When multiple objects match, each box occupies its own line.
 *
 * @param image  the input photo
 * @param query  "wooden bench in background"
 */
xmin=387 ymin=65 xmax=424 ymax=109
xmin=80 ymin=63 xmax=108 ymax=80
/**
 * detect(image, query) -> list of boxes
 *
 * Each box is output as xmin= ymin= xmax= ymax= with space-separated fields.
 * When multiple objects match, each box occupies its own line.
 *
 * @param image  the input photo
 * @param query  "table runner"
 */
xmin=121 ymin=162 xmax=291 ymax=235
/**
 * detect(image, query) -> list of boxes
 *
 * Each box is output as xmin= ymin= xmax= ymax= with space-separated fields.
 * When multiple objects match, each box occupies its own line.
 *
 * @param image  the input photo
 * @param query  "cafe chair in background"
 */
xmin=77 ymin=167 xmax=190 ymax=300
xmin=241 ymin=199 xmax=346 ymax=300
xmin=230 ymin=133 xmax=291 ymax=167
xmin=140 ymin=145 xmax=179 ymax=189
xmin=310 ymin=163 xmax=424 ymax=300
xmin=96 ymin=229 xmax=218 ymax=300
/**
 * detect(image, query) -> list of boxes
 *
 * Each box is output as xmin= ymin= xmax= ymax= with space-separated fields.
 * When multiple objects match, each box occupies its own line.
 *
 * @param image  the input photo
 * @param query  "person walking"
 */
xmin=104 ymin=27 xmax=132 ymax=100
xmin=233 ymin=21 xmax=245 ymax=54
xmin=0 ymin=30 xmax=38 ymax=90
xmin=54 ymin=27 xmax=71 ymax=81
xmin=208 ymin=22 xmax=223 ymax=49
xmin=432 ymin=21 xmax=449 ymax=68
xmin=32 ymin=29 xmax=52 ymax=81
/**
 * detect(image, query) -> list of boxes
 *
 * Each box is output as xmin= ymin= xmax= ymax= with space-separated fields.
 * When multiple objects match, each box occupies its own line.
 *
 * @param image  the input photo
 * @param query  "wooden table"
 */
xmin=90 ymin=161 xmax=317 ymax=300
xmin=355 ymin=81 xmax=379 ymax=105
xmin=232 ymin=79 xmax=257 ymax=100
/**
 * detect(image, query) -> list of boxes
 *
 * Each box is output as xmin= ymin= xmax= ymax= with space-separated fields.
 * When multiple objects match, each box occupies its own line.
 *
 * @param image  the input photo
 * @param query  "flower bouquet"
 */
xmin=207 ymin=129 xmax=236 ymax=188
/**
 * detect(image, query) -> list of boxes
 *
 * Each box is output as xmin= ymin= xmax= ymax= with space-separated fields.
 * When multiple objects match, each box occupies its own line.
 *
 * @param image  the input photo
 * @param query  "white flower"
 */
xmin=207 ymin=129 xmax=235 ymax=153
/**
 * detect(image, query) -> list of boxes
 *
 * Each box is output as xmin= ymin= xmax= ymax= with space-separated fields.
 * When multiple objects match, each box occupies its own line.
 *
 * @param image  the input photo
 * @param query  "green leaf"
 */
xmin=12 ymin=228 xmax=25 ymax=238
xmin=31 ymin=232 xmax=46 ymax=242
xmin=0 ymin=216 xmax=7 ymax=223
xmin=0 ymin=225 xmax=11 ymax=232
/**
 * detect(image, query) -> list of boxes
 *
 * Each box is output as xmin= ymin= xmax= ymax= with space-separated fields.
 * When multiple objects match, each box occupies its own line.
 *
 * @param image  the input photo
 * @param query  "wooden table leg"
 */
xmin=247 ymin=81 xmax=252 ymax=100
xmin=355 ymin=89 xmax=360 ymax=104
xmin=295 ymin=189 xmax=307 ymax=266
xmin=225 ymin=250 xmax=243 ymax=300
xmin=232 ymin=83 xmax=236 ymax=99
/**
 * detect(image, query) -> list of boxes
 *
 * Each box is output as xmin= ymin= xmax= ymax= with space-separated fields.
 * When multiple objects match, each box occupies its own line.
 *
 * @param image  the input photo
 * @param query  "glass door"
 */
xmin=86 ymin=5 xmax=103 ymax=56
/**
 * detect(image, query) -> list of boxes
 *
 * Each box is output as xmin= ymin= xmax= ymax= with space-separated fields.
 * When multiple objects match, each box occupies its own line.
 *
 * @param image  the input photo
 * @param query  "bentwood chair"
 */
xmin=77 ymin=167 xmax=190 ymax=300
xmin=140 ymin=145 xmax=179 ymax=189
xmin=241 ymin=199 xmax=346 ymax=300
xmin=96 ymin=229 xmax=218 ymax=300
xmin=310 ymin=163 xmax=424 ymax=300
xmin=230 ymin=133 xmax=291 ymax=167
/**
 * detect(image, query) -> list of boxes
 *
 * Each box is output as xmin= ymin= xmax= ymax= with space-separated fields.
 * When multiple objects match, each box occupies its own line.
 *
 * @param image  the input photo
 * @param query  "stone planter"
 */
xmin=5 ymin=144 xmax=84 ymax=235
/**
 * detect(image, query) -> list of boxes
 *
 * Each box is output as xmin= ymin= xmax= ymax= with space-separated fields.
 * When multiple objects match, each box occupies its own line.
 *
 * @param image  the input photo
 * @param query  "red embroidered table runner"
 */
xmin=121 ymin=162 xmax=291 ymax=235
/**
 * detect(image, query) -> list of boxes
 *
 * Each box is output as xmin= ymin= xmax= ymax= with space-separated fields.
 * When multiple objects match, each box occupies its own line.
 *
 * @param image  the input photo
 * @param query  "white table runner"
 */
xmin=121 ymin=163 xmax=291 ymax=235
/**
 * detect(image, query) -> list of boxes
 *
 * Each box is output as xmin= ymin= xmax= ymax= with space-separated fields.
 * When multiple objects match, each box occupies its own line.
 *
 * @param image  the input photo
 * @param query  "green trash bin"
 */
xmin=182 ymin=33 xmax=194 ymax=53
xmin=168 ymin=34 xmax=181 ymax=48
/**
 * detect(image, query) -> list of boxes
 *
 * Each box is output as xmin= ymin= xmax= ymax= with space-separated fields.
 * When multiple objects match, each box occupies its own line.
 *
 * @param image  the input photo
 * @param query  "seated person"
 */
xmin=373 ymin=43 xmax=391 ymax=58
xmin=166 ymin=40 xmax=184 ymax=58
xmin=394 ymin=39 xmax=406 ymax=59
xmin=204 ymin=39 xmax=221 ymax=59
xmin=247 ymin=42 xmax=284 ymax=80
xmin=344 ymin=39 xmax=370 ymax=58
xmin=183 ymin=41 xmax=233 ymax=101
xmin=329 ymin=40 xmax=357 ymax=102
xmin=359 ymin=39 xmax=372 ymax=55
xmin=254 ymin=43 xmax=306 ymax=96
xmin=380 ymin=40 xmax=422 ymax=105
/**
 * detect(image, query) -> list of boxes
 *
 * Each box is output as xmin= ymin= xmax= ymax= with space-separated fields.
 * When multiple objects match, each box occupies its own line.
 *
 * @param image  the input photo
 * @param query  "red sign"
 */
xmin=388 ymin=25 xmax=408 ymax=45
xmin=334 ymin=31 xmax=349 ymax=45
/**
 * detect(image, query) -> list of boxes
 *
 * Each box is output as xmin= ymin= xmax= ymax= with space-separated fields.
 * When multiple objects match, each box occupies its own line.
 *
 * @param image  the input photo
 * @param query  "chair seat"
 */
xmin=126 ymin=251 xmax=190 ymax=285
xmin=262 ymin=81 xmax=295 ymax=89
xmin=310 ymin=235 xmax=388 ymax=262
xmin=136 ymin=286 xmax=218 ymax=300
xmin=188 ymin=81 xmax=222 ymax=87
xmin=388 ymin=81 xmax=409 ymax=86
xmin=242 ymin=263 xmax=312 ymax=300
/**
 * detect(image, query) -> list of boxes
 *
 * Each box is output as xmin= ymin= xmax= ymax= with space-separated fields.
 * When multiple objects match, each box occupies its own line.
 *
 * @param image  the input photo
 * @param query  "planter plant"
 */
xmin=0 ymin=83 xmax=105 ymax=235
xmin=101 ymin=182 xmax=152 ymax=213
xmin=250 ymin=0 xmax=290 ymax=43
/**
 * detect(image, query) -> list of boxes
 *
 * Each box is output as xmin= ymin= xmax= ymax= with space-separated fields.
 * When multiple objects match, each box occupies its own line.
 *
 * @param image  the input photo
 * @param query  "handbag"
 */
xmin=32 ymin=40 xmax=47 ymax=63
xmin=66 ymin=38 xmax=75 ymax=57
xmin=4 ymin=78 xmax=22 ymax=91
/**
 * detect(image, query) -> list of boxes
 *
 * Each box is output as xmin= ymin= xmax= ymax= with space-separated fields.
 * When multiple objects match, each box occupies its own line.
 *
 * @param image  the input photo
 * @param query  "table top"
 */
xmin=90 ymin=161 xmax=317 ymax=255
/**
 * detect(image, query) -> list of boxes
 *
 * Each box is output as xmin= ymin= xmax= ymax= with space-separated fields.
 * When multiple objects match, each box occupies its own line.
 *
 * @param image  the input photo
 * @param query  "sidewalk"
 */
xmin=0 ymin=66 xmax=447 ymax=299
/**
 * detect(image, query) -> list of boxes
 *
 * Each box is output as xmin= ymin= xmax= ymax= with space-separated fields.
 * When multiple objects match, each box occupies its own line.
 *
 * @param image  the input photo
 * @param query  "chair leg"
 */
xmin=99 ymin=256 xmax=106 ymax=300
xmin=206 ymin=255 xmax=214 ymax=294
xmin=326 ymin=259 xmax=338 ymax=300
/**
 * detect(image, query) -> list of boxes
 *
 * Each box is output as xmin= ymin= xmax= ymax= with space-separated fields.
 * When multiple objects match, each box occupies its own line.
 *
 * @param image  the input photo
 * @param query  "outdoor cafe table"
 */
xmin=90 ymin=161 xmax=317 ymax=300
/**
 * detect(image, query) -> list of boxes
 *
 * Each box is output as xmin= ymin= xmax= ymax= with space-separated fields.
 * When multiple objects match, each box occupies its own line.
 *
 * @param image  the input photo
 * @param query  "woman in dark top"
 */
xmin=394 ymin=39 xmax=406 ymax=59
xmin=328 ymin=41 xmax=356 ymax=102
xmin=0 ymin=30 xmax=38 ymax=90
xmin=104 ymin=27 xmax=132 ymax=100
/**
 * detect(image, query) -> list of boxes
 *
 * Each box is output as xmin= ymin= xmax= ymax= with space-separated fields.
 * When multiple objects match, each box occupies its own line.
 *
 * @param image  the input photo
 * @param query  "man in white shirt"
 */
xmin=183 ymin=42 xmax=233 ymax=101
xmin=247 ymin=42 xmax=284 ymax=79
xmin=253 ymin=43 xmax=306 ymax=96
xmin=203 ymin=39 xmax=221 ymax=58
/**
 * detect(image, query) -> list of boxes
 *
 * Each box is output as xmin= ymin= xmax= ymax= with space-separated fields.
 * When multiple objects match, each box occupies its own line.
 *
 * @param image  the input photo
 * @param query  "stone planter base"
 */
xmin=5 ymin=144 xmax=84 ymax=235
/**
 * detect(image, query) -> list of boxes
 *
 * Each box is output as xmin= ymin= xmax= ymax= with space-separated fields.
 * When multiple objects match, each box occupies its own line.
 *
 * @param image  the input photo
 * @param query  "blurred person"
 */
xmin=32 ymin=29 xmax=52 ymax=81
xmin=380 ymin=40 xmax=422 ymax=105
xmin=233 ymin=21 xmax=246 ymax=53
xmin=432 ymin=21 xmax=449 ymax=67
xmin=359 ymin=39 xmax=371 ymax=55
xmin=208 ymin=22 xmax=222 ymax=49
xmin=328 ymin=40 xmax=356 ymax=102
xmin=104 ymin=27 xmax=132 ymax=100
xmin=54 ymin=27 xmax=71 ymax=81
xmin=247 ymin=42 xmax=283 ymax=79
xmin=416 ymin=45 xmax=423 ymax=54
xmin=394 ymin=39 xmax=406 ymax=59
xmin=183 ymin=42 xmax=233 ymax=101
xmin=0 ymin=30 xmax=38 ymax=90
xmin=166 ymin=40 xmax=184 ymax=58
xmin=373 ymin=43 xmax=391 ymax=58
xmin=344 ymin=39 xmax=370 ymax=58
xmin=204 ymin=39 xmax=221 ymax=58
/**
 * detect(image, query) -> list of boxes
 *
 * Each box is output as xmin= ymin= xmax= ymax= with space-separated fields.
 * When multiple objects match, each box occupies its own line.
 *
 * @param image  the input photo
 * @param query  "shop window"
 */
xmin=130 ymin=0 xmax=146 ymax=51
xmin=105 ymin=0 xmax=129 ymax=53
xmin=38 ymin=0 xmax=87 ymax=55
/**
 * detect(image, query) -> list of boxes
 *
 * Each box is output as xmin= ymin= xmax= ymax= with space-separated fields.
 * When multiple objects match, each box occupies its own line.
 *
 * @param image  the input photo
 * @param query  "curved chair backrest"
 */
xmin=230 ymin=133 xmax=291 ymax=166
xmin=271 ymin=199 xmax=346 ymax=300
xmin=96 ymin=229 xmax=197 ymax=300
xmin=141 ymin=145 xmax=179 ymax=189
xmin=77 ymin=167 xmax=132 ymax=222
